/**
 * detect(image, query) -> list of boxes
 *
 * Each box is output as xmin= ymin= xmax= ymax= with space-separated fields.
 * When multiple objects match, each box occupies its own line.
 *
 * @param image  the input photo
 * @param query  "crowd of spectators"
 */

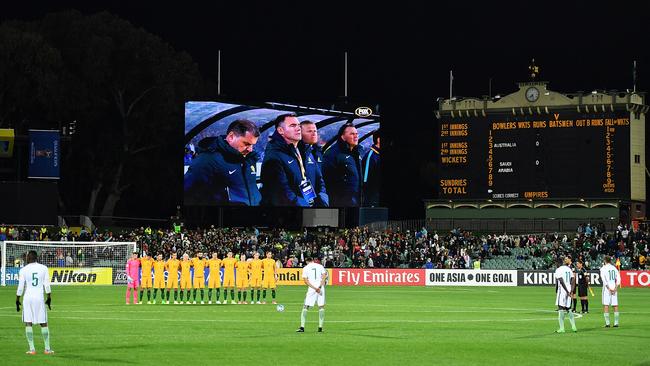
xmin=0 ymin=221 xmax=648 ymax=270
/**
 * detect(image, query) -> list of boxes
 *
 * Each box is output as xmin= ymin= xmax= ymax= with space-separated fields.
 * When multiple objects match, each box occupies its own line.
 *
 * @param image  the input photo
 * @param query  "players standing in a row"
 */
xmin=16 ymin=250 xmax=54 ymax=355
xmin=297 ymin=257 xmax=328 ymax=333
xmin=131 ymin=250 xmax=278 ymax=305
xmin=554 ymin=257 xmax=577 ymax=333
xmin=600 ymin=256 xmax=621 ymax=327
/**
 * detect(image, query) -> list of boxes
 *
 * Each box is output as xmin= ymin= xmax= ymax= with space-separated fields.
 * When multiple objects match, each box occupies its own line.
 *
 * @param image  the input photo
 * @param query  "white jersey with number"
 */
xmin=600 ymin=263 xmax=620 ymax=306
xmin=302 ymin=262 xmax=328 ymax=307
xmin=554 ymin=265 xmax=573 ymax=308
xmin=17 ymin=262 xmax=51 ymax=324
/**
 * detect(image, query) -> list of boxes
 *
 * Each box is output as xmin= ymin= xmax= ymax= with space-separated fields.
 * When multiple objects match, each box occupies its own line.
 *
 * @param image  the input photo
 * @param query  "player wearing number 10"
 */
xmin=296 ymin=257 xmax=328 ymax=333
xmin=554 ymin=257 xmax=577 ymax=333
xmin=16 ymin=250 xmax=53 ymax=355
xmin=600 ymin=256 xmax=621 ymax=327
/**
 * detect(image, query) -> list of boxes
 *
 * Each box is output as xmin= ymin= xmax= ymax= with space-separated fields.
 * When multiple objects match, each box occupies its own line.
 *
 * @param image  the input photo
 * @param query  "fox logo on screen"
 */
xmin=355 ymin=107 xmax=373 ymax=117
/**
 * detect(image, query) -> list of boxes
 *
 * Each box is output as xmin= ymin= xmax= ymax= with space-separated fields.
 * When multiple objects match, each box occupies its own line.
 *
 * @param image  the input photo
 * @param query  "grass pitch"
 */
xmin=0 ymin=286 xmax=648 ymax=365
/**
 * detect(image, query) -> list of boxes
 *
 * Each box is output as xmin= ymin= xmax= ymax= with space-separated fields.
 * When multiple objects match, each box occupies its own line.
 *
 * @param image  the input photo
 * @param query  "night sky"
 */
xmin=2 ymin=1 xmax=649 ymax=219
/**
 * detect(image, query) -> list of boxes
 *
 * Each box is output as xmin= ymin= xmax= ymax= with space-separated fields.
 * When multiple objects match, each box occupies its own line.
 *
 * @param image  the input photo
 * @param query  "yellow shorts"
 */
xmin=141 ymin=275 xmax=152 ymax=288
xmin=208 ymin=274 xmax=221 ymax=288
xmin=223 ymin=276 xmax=235 ymax=288
xmin=166 ymin=278 xmax=178 ymax=289
xmin=250 ymin=275 xmax=262 ymax=288
xmin=154 ymin=276 xmax=165 ymax=289
xmin=236 ymin=276 xmax=249 ymax=289
xmin=193 ymin=277 xmax=205 ymax=288
xmin=180 ymin=276 xmax=192 ymax=290
xmin=262 ymin=276 xmax=276 ymax=289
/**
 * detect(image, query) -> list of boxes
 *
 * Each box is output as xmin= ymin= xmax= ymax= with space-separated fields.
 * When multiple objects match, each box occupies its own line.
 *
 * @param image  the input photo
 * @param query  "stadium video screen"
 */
xmin=438 ymin=111 xmax=631 ymax=200
xmin=184 ymin=101 xmax=380 ymax=207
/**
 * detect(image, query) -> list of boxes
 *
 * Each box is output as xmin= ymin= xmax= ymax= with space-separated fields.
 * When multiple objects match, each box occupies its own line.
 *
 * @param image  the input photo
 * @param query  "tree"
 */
xmin=10 ymin=11 xmax=202 ymax=220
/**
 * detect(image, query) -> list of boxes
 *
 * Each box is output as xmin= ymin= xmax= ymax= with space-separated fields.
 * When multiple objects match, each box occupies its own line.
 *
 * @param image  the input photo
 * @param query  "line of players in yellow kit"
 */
xmin=136 ymin=250 xmax=279 ymax=305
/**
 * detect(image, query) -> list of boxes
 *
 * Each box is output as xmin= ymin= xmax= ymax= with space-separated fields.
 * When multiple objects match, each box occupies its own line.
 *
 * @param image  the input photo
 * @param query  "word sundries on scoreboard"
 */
xmin=438 ymin=112 xmax=630 ymax=200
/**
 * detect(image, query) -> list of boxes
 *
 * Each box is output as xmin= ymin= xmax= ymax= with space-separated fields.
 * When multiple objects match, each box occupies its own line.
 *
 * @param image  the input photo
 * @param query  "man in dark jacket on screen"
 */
xmin=261 ymin=114 xmax=316 ymax=207
xmin=299 ymin=120 xmax=328 ymax=207
xmin=362 ymin=128 xmax=380 ymax=207
xmin=184 ymin=119 xmax=261 ymax=206
xmin=323 ymin=122 xmax=362 ymax=207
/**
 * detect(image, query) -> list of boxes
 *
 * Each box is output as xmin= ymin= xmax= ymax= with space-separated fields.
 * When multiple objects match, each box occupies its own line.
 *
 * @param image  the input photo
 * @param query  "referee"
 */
xmin=575 ymin=261 xmax=589 ymax=313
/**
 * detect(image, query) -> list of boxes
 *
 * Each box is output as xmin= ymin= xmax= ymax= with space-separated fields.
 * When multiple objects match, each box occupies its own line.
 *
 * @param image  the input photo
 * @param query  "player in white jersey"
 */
xmin=599 ymin=255 xmax=621 ymax=327
xmin=16 ymin=251 xmax=53 ymax=355
xmin=296 ymin=257 xmax=328 ymax=333
xmin=554 ymin=257 xmax=577 ymax=333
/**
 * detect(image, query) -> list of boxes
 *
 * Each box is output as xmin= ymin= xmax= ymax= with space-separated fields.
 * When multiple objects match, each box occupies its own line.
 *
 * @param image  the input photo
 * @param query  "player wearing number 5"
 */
xmin=600 ymin=256 xmax=621 ymax=327
xmin=296 ymin=257 xmax=328 ymax=333
xmin=16 ymin=250 xmax=54 ymax=355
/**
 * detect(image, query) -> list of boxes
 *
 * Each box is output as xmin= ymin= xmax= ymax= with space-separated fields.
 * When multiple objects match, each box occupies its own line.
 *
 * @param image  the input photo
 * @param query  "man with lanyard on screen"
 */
xmin=261 ymin=113 xmax=317 ymax=206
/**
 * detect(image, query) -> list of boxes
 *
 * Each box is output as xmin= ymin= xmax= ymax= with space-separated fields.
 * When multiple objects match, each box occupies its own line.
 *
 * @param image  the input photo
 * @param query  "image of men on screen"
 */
xmin=362 ymin=128 xmax=380 ymax=207
xmin=261 ymin=114 xmax=317 ymax=207
xmin=323 ymin=122 xmax=362 ymax=207
xmin=298 ymin=121 xmax=328 ymax=207
xmin=183 ymin=119 xmax=261 ymax=206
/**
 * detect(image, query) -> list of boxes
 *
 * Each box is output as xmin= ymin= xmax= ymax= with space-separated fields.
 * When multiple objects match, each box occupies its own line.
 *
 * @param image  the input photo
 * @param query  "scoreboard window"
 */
xmin=438 ymin=112 xmax=630 ymax=200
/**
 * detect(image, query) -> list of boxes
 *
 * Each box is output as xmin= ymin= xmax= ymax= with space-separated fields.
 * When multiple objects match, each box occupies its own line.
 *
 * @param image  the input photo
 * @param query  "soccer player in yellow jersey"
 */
xmin=221 ymin=251 xmax=237 ymax=304
xmin=262 ymin=251 xmax=278 ymax=304
xmin=152 ymin=254 xmax=166 ymax=304
xmin=179 ymin=253 xmax=193 ymax=304
xmin=236 ymin=255 xmax=250 ymax=304
xmin=249 ymin=252 xmax=263 ymax=304
xmin=191 ymin=252 xmax=207 ymax=304
xmin=165 ymin=253 xmax=180 ymax=304
xmin=207 ymin=253 xmax=222 ymax=304
xmin=139 ymin=253 xmax=155 ymax=304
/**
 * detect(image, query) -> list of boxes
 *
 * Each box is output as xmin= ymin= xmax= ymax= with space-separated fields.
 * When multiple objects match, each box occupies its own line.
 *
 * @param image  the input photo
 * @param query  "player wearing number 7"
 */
xmin=600 ymin=255 xmax=621 ymax=327
xmin=16 ymin=250 xmax=54 ymax=355
xmin=296 ymin=257 xmax=328 ymax=333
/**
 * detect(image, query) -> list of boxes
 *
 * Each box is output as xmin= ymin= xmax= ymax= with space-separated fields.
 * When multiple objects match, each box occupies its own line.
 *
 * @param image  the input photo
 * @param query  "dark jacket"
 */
xmin=322 ymin=140 xmax=362 ymax=207
xmin=183 ymin=136 xmax=261 ymax=206
xmin=299 ymin=141 xmax=329 ymax=207
xmin=261 ymin=132 xmax=311 ymax=207
xmin=362 ymin=145 xmax=380 ymax=206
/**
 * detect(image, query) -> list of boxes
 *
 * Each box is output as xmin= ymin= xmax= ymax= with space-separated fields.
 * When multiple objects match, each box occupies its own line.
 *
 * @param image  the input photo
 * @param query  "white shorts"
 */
xmin=602 ymin=287 xmax=619 ymax=306
xmin=555 ymin=287 xmax=571 ymax=309
xmin=304 ymin=287 xmax=325 ymax=307
xmin=22 ymin=297 xmax=47 ymax=324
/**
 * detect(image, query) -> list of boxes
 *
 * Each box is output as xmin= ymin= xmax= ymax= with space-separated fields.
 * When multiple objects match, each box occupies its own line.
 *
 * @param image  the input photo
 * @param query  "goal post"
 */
xmin=1 ymin=241 xmax=137 ymax=286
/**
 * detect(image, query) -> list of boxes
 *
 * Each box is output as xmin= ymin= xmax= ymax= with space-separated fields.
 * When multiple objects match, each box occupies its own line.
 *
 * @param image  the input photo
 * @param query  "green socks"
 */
xmin=41 ymin=327 xmax=50 ymax=350
xmin=319 ymin=308 xmax=325 ymax=328
xmin=25 ymin=326 xmax=35 ymax=351
xmin=301 ymin=309 xmax=308 ymax=328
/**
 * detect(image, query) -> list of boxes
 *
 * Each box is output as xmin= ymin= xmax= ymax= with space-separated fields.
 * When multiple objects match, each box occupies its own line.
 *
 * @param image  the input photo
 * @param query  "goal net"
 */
xmin=1 ymin=241 xmax=136 ymax=286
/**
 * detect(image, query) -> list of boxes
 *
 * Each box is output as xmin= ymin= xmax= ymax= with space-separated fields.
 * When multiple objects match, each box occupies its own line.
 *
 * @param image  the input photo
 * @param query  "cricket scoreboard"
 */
xmin=438 ymin=111 xmax=631 ymax=200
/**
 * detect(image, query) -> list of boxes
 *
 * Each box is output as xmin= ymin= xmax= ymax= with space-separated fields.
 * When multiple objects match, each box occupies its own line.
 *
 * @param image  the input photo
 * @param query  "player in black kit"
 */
xmin=574 ymin=261 xmax=589 ymax=313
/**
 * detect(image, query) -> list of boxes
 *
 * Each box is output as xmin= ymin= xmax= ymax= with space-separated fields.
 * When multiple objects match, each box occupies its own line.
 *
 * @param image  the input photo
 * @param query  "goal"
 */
xmin=1 ymin=241 xmax=136 ymax=286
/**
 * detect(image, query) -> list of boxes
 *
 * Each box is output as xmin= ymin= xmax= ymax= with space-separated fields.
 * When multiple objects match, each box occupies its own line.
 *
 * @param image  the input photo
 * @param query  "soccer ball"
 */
xmin=276 ymin=304 xmax=285 ymax=312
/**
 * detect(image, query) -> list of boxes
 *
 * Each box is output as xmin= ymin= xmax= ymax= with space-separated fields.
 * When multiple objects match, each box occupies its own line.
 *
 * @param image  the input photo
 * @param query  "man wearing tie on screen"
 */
xmin=184 ymin=119 xmax=262 ymax=206
xmin=323 ymin=122 xmax=362 ymax=207
xmin=298 ymin=120 xmax=329 ymax=207
xmin=261 ymin=114 xmax=317 ymax=207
